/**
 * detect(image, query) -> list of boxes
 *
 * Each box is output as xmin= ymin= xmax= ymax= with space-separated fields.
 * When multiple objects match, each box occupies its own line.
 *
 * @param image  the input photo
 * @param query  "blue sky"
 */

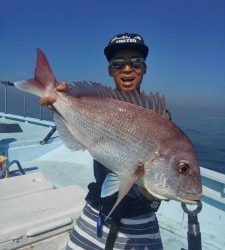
xmin=1 ymin=0 xmax=225 ymax=108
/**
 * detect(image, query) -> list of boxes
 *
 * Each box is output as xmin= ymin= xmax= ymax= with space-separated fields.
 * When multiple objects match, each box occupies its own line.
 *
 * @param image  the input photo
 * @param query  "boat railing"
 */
xmin=40 ymin=125 xmax=57 ymax=145
xmin=0 ymin=159 xmax=25 ymax=179
xmin=0 ymin=80 xmax=56 ymax=145
xmin=200 ymin=167 xmax=225 ymax=198
xmin=0 ymin=80 xmax=52 ymax=121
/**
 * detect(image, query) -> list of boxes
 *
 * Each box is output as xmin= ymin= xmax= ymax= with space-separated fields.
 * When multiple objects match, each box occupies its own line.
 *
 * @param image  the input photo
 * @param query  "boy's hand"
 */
xmin=39 ymin=81 xmax=69 ymax=110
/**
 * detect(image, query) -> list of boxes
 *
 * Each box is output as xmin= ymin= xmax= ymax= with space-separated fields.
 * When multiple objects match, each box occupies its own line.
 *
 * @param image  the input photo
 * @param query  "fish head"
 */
xmin=143 ymin=137 xmax=202 ymax=204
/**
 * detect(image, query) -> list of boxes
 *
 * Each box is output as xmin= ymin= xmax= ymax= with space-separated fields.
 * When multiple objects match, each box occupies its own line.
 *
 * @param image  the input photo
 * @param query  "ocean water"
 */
xmin=169 ymin=104 xmax=225 ymax=174
xmin=1 ymin=84 xmax=225 ymax=174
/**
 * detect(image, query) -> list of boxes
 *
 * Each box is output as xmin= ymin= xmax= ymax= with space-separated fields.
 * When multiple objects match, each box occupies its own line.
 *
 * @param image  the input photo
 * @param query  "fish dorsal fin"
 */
xmin=70 ymin=81 xmax=168 ymax=118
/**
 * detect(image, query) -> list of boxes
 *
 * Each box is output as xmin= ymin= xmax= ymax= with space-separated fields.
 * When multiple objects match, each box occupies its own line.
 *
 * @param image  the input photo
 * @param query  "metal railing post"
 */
xmin=23 ymin=93 xmax=27 ymax=117
xmin=4 ymin=84 xmax=8 ymax=113
xmin=39 ymin=105 xmax=43 ymax=120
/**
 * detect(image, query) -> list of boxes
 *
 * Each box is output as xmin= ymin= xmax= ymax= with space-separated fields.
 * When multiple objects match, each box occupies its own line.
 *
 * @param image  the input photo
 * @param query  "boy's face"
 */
xmin=108 ymin=49 xmax=147 ymax=92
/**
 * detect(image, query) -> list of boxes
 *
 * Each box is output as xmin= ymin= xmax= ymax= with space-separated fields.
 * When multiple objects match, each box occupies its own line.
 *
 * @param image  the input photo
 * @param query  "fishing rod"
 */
xmin=0 ymin=80 xmax=14 ymax=86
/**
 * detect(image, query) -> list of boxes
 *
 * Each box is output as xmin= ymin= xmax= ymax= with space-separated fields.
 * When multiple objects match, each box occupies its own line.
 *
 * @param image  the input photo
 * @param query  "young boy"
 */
xmin=41 ymin=33 xmax=163 ymax=250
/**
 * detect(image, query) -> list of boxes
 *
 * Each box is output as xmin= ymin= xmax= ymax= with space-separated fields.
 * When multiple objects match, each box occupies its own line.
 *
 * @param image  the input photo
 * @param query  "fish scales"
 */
xmin=54 ymin=96 xmax=155 ymax=173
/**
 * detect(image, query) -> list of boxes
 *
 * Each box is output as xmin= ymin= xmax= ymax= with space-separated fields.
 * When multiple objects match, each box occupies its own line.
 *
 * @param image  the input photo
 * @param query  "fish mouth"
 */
xmin=155 ymin=193 xmax=200 ymax=205
xmin=176 ymin=197 xmax=199 ymax=205
xmin=177 ymin=191 xmax=202 ymax=204
xmin=142 ymin=186 xmax=201 ymax=204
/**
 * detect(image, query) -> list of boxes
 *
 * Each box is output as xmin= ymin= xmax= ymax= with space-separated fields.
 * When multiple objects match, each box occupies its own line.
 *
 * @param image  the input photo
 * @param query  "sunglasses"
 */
xmin=109 ymin=58 xmax=145 ymax=71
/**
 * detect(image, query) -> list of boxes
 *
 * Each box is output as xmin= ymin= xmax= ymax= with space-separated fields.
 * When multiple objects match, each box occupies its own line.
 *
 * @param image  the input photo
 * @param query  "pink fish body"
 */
xmin=14 ymin=49 xmax=202 ymax=216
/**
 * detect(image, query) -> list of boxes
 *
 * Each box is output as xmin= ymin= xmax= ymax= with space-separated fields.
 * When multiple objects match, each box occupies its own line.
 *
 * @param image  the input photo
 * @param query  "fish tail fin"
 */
xmin=14 ymin=48 xmax=57 ymax=98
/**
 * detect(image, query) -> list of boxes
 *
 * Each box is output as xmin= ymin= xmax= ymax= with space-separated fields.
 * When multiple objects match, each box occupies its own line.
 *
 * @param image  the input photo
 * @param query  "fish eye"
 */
xmin=177 ymin=161 xmax=190 ymax=175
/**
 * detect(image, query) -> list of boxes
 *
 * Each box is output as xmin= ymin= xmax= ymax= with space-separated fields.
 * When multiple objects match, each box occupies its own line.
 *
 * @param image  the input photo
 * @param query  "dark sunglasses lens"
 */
xmin=110 ymin=59 xmax=125 ymax=70
xmin=130 ymin=58 xmax=145 ymax=69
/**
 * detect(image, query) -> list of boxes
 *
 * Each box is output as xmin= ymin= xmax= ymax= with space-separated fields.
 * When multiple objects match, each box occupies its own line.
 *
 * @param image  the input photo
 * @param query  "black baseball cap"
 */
xmin=104 ymin=33 xmax=149 ymax=61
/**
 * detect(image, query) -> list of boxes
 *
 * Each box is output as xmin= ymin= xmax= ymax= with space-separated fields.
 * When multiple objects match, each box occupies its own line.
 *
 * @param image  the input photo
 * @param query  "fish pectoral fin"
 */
xmin=101 ymin=172 xmax=119 ymax=198
xmin=105 ymin=162 xmax=145 ymax=220
xmin=54 ymin=113 xmax=85 ymax=151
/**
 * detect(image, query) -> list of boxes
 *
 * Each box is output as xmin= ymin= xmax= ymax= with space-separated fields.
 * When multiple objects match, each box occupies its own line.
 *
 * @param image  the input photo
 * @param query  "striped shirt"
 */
xmin=66 ymin=203 xmax=163 ymax=250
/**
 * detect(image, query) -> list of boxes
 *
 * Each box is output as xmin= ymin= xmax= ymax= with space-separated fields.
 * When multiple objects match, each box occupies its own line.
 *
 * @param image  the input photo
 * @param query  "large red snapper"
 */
xmin=14 ymin=49 xmax=202 ymax=217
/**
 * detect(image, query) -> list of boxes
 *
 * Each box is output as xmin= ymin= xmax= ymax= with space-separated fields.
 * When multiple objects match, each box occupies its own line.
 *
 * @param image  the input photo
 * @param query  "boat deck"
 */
xmin=0 ymin=113 xmax=225 ymax=250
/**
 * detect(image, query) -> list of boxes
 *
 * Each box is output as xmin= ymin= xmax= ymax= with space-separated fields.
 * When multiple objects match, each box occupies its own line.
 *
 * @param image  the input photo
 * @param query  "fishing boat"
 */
xmin=0 ymin=81 xmax=224 ymax=250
